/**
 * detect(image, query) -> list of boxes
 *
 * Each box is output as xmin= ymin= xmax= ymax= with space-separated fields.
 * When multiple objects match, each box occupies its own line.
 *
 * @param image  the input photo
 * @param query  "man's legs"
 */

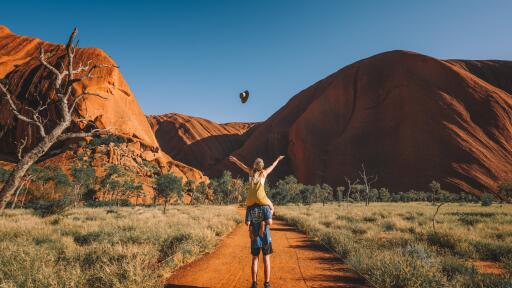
xmin=263 ymin=254 xmax=271 ymax=283
xmin=251 ymin=255 xmax=259 ymax=283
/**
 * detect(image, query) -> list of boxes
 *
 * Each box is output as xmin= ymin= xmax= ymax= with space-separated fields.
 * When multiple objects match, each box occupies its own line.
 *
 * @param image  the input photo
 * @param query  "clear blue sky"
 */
xmin=2 ymin=1 xmax=512 ymax=123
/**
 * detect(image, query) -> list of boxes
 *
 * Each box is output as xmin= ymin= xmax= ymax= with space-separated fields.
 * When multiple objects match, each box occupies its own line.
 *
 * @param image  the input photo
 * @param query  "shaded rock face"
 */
xmin=147 ymin=113 xmax=256 ymax=175
xmin=0 ymin=26 xmax=206 ymax=184
xmin=210 ymin=51 xmax=511 ymax=198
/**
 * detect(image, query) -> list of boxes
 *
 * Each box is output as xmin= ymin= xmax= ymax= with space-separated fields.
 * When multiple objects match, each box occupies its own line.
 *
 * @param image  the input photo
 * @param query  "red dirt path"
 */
xmin=165 ymin=210 xmax=369 ymax=288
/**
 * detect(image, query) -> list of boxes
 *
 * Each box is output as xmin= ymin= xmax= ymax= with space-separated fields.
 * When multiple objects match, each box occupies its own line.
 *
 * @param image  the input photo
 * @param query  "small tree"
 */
xmin=70 ymin=163 xmax=96 ymax=207
xmin=184 ymin=179 xmax=195 ymax=194
xmin=212 ymin=171 xmax=233 ymax=204
xmin=128 ymin=180 xmax=144 ymax=207
xmin=192 ymin=181 xmax=209 ymax=205
xmin=378 ymin=188 xmax=391 ymax=202
xmin=429 ymin=181 xmax=445 ymax=232
xmin=270 ymin=175 xmax=303 ymax=204
xmin=230 ymin=178 xmax=245 ymax=204
xmin=300 ymin=185 xmax=315 ymax=205
xmin=429 ymin=180 xmax=441 ymax=205
xmin=319 ymin=184 xmax=333 ymax=206
xmin=155 ymin=173 xmax=182 ymax=214
xmin=101 ymin=165 xmax=128 ymax=207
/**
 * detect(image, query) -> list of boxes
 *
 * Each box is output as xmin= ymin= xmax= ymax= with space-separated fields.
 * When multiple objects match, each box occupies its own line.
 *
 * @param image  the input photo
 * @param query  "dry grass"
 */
xmin=277 ymin=202 xmax=512 ymax=288
xmin=0 ymin=206 xmax=241 ymax=288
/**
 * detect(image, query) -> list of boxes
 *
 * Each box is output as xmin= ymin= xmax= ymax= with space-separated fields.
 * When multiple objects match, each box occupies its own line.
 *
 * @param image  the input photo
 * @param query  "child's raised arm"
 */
xmin=228 ymin=156 xmax=251 ymax=174
xmin=264 ymin=155 xmax=285 ymax=175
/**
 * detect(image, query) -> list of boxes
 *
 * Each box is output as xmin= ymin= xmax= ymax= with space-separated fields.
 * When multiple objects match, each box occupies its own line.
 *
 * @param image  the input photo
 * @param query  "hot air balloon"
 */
xmin=240 ymin=90 xmax=249 ymax=103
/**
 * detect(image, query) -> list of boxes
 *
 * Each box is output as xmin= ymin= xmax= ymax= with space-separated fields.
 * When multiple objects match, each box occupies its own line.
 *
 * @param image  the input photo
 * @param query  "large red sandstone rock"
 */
xmin=0 ymin=26 xmax=205 ymax=183
xmin=147 ymin=113 xmax=256 ymax=174
xmin=209 ymin=51 xmax=511 ymax=198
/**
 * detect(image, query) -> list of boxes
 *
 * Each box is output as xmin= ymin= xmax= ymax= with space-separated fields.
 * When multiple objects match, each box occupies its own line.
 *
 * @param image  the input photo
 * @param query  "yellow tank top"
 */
xmin=246 ymin=171 xmax=272 ymax=206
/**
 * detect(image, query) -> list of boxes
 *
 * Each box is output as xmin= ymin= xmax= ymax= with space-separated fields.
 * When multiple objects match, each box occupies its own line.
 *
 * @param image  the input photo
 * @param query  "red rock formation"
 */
xmin=147 ymin=113 xmax=256 ymax=174
xmin=214 ymin=51 xmax=512 ymax=198
xmin=0 ymin=25 xmax=205 ymax=184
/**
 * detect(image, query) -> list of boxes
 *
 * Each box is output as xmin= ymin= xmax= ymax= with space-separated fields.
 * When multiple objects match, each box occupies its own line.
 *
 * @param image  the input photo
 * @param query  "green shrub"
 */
xmin=74 ymin=231 xmax=110 ymax=246
xmin=158 ymin=232 xmax=194 ymax=261
xmin=472 ymin=240 xmax=512 ymax=261
xmin=362 ymin=215 xmax=378 ymax=222
xmin=440 ymin=257 xmax=477 ymax=280
xmin=32 ymin=197 xmax=73 ymax=217
xmin=381 ymin=220 xmax=397 ymax=231
xmin=458 ymin=215 xmax=483 ymax=226
xmin=481 ymin=194 xmax=494 ymax=206
xmin=349 ymin=245 xmax=447 ymax=288
xmin=425 ymin=231 xmax=459 ymax=251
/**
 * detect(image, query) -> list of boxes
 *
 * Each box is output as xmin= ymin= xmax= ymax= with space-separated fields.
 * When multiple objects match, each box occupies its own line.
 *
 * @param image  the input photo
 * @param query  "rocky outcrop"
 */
xmin=214 ymin=51 xmax=512 ymax=198
xmin=147 ymin=113 xmax=256 ymax=174
xmin=0 ymin=25 xmax=206 ymax=184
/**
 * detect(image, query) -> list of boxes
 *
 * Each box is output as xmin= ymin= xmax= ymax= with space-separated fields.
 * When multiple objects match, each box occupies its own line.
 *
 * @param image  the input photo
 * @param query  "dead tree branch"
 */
xmin=359 ymin=163 xmax=378 ymax=206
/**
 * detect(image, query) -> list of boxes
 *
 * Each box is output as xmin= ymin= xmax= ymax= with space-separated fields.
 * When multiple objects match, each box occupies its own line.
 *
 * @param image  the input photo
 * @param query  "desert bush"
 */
xmin=349 ymin=244 xmax=447 ymax=288
xmin=471 ymin=240 xmax=512 ymax=261
xmin=440 ymin=256 xmax=477 ymax=280
xmin=458 ymin=215 xmax=482 ymax=226
xmin=481 ymin=194 xmax=494 ymax=206
xmin=31 ymin=196 xmax=74 ymax=217
xmin=362 ymin=215 xmax=378 ymax=222
xmin=425 ymin=231 xmax=459 ymax=251
xmin=381 ymin=220 xmax=397 ymax=231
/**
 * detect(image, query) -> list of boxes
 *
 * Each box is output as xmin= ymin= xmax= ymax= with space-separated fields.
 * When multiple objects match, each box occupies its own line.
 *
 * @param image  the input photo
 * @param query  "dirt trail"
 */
xmin=165 ymin=209 xmax=369 ymax=288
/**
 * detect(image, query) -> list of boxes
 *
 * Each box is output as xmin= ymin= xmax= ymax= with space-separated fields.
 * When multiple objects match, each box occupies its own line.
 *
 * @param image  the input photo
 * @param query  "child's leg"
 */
xmin=259 ymin=221 xmax=265 ymax=237
xmin=268 ymin=202 xmax=274 ymax=215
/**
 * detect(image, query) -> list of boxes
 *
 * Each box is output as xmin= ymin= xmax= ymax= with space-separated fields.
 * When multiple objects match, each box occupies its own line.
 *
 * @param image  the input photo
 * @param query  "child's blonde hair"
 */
xmin=253 ymin=158 xmax=264 ymax=173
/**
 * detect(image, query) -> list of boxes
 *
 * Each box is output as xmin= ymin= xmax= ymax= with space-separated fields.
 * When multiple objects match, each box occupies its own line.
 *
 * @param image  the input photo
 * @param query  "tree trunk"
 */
xmin=20 ymin=179 xmax=31 ymax=208
xmin=10 ymin=181 xmax=25 ymax=209
xmin=163 ymin=199 xmax=168 ymax=214
xmin=10 ymin=188 xmax=20 ymax=209
xmin=73 ymin=184 xmax=81 ymax=208
xmin=20 ymin=188 xmax=28 ymax=208
xmin=0 ymin=132 xmax=64 ymax=211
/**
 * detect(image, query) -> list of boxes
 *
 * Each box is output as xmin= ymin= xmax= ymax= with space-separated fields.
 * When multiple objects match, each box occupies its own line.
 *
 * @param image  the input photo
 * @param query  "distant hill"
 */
xmin=151 ymin=51 xmax=512 ymax=199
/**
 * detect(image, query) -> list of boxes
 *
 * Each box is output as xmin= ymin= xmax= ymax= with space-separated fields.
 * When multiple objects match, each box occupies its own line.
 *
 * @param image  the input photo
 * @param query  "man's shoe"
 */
xmin=251 ymin=281 xmax=257 ymax=288
xmin=264 ymin=282 xmax=271 ymax=288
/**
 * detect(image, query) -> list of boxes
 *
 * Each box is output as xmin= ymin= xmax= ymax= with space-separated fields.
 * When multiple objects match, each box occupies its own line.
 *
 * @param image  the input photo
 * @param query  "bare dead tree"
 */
xmin=359 ymin=163 xmax=378 ymax=206
xmin=0 ymin=28 xmax=117 ymax=211
xmin=344 ymin=176 xmax=359 ymax=202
